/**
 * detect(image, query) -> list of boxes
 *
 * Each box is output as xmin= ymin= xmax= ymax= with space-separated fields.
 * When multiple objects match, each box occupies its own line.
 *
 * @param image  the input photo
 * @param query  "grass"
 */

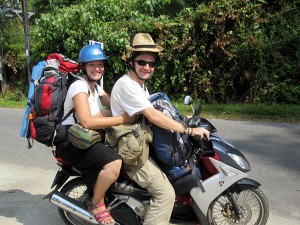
xmin=1 ymin=99 xmax=299 ymax=123
xmin=174 ymin=102 xmax=300 ymax=123
xmin=0 ymin=100 xmax=28 ymax=108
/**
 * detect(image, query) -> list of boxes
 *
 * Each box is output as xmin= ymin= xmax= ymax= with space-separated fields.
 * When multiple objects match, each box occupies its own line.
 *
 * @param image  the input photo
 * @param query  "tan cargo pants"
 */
xmin=126 ymin=157 xmax=175 ymax=225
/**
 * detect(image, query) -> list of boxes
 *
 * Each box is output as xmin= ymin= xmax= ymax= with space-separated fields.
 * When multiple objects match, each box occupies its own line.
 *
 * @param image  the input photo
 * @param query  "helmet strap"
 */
xmin=128 ymin=60 xmax=147 ymax=81
xmin=81 ymin=64 xmax=98 ymax=82
xmin=86 ymin=74 xmax=97 ymax=82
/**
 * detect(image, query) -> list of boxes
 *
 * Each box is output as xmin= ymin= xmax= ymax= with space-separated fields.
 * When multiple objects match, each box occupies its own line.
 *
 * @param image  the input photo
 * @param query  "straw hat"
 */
xmin=126 ymin=33 xmax=163 ymax=52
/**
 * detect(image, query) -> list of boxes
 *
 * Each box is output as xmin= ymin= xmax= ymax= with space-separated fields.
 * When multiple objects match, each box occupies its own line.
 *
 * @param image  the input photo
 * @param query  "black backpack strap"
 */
xmin=94 ymin=84 xmax=102 ymax=103
xmin=187 ymin=157 xmax=205 ymax=192
xmin=26 ymin=137 xmax=34 ymax=149
xmin=182 ymin=131 xmax=206 ymax=192
xmin=60 ymin=76 xmax=94 ymax=125
xmin=52 ymin=108 xmax=76 ymax=147
xmin=61 ymin=108 xmax=76 ymax=124
xmin=59 ymin=72 xmax=69 ymax=114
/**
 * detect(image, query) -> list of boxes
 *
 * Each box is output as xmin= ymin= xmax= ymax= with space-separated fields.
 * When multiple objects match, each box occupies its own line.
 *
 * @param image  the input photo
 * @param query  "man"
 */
xmin=110 ymin=33 xmax=210 ymax=225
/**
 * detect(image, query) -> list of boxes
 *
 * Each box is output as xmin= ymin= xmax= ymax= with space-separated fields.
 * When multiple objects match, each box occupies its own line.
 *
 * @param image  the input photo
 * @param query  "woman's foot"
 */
xmin=88 ymin=202 xmax=116 ymax=225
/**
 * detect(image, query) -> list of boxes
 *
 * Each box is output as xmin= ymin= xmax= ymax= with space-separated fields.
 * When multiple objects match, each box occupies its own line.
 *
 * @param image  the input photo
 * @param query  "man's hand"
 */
xmin=191 ymin=127 xmax=210 ymax=140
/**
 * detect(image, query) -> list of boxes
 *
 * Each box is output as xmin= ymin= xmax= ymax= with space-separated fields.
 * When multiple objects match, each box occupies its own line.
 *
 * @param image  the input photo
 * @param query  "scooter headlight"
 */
xmin=228 ymin=153 xmax=251 ymax=171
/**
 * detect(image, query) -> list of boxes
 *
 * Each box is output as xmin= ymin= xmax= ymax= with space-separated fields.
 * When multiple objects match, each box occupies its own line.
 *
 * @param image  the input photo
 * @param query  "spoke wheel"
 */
xmin=58 ymin=177 xmax=93 ymax=225
xmin=208 ymin=186 xmax=269 ymax=225
xmin=57 ymin=177 xmax=140 ymax=225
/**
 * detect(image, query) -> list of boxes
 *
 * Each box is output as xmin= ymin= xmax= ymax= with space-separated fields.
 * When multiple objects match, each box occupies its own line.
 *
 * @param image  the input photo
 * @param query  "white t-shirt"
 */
xmin=110 ymin=74 xmax=153 ymax=116
xmin=62 ymin=79 xmax=104 ymax=125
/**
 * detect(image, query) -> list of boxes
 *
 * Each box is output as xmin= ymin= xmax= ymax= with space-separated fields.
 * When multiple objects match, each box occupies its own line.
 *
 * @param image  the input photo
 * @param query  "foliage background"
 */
xmin=1 ymin=0 xmax=300 ymax=104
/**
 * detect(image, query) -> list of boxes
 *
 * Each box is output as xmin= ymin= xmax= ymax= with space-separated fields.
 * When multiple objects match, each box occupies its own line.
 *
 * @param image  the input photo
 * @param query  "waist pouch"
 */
xmin=68 ymin=123 xmax=104 ymax=149
xmin=105 ymin=116 xmax=152 ymax=167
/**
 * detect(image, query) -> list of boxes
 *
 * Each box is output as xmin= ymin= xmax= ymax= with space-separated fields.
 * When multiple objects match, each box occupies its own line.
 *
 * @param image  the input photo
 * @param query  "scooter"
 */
xmin=44 ymin=96 xmax=269 ymax=225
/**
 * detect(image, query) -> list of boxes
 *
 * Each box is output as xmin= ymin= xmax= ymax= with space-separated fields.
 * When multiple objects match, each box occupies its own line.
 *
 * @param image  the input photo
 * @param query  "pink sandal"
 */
xmin=88 ymin=203 xmax=118 ymax=225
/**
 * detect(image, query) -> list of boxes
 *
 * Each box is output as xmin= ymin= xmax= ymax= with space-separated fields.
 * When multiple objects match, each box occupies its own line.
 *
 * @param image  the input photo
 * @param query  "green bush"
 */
xmin=1 ymin=89 xmax=25 ymax=102
xmin=1 ymin=0 xmax=299 ymax=104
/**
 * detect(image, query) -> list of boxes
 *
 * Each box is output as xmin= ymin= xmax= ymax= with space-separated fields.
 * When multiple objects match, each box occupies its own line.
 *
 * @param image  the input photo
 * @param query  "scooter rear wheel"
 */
xmin=57 ymin=177 xmax=141 ymax=225
xmin=58 ymin=177 xmax=93 ymax=225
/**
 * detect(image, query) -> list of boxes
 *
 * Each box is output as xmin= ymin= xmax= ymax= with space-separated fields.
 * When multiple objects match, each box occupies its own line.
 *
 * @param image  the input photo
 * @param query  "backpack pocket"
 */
xmin=30 ymin=115 xmax=56 ymax=146
xmin=105 ymin=117 xmax=152 ymax=167
xmin=117 ymin=132 xmax=147 ymax=167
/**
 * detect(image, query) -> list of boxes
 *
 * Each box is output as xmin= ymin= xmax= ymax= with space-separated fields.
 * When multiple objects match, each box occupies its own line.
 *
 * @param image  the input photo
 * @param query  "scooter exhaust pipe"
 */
xmin=49 ymin=192 xmax=98 ymax=224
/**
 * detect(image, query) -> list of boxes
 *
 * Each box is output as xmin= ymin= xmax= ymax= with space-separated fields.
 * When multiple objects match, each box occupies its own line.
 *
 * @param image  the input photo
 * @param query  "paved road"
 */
xmin=0 ymin=108 xmax=299 ymax=225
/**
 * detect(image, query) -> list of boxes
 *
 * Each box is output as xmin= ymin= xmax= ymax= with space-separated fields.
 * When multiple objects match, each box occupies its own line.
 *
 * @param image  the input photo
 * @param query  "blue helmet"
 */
xmin=79 ymin=44 xmax=107 ymax=63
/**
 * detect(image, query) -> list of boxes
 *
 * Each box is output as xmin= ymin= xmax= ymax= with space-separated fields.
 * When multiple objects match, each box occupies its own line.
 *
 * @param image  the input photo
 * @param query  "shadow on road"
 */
xmin=0 ymin=189 xmax=61 ymax=225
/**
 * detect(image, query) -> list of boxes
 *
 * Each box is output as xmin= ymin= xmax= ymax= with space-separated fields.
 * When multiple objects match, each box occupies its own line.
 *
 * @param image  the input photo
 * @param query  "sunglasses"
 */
xmin=135 ymin=60 xmax=157 ymax=68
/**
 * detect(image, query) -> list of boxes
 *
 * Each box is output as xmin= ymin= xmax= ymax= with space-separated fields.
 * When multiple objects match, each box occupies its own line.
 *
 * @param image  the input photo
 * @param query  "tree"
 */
xmin=2 ymin=0 xmax=300 ymax=104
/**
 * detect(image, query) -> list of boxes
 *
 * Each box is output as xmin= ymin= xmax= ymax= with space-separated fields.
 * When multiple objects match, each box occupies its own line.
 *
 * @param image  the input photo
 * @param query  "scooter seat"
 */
xmin=172 ymin=174 xmax=199 ymax=195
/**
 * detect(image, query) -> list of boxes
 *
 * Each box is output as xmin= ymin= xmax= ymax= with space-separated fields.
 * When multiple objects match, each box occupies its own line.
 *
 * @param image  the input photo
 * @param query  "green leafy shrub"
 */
xmin=2 ymin=0 xmax=299 ymax=104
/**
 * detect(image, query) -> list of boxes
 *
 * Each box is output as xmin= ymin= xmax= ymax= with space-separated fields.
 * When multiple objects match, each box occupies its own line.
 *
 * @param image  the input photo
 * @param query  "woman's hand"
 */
xmin=97 ymin=109 xmax=111 ymax=117
xmin=122 ymin=113 xmax=136 ymax=124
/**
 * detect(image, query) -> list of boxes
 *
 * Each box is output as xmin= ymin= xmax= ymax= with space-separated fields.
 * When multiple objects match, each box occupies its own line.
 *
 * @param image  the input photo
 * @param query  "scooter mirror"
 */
xmin=194 ymin=103 xmax=202 ymax=116
xmin=184 ymin=96 xmax=193 ymax=105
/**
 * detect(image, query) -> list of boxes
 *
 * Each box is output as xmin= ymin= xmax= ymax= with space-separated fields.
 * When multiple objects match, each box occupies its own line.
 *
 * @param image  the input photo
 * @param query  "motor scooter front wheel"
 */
xmin=207 ymin=185 xmax=269 ymax=225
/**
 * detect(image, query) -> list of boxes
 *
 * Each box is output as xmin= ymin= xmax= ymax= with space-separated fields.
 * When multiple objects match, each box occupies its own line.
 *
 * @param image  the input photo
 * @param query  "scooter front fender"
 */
xmin=236 ymin=178 xmax=261 ymax=188
xmin=190 ymin=158 xmax=248 ymax=216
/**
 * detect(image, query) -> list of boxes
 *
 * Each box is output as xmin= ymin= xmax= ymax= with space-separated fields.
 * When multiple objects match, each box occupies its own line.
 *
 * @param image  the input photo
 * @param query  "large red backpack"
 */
xmin=26 ymin=54 xmax=79 ymax=148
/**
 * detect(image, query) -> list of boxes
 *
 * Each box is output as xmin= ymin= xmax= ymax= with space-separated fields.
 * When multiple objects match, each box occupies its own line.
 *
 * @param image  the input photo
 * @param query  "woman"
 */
xmin=56 ymin=44 xmax=134 ymax=225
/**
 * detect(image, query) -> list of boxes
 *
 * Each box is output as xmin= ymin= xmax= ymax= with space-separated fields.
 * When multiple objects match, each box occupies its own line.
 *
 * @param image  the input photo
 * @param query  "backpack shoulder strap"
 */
xmin=60 ymin=76 xmax=94 ymax=124
xmin=61 ymin=108 xmax=76 ymax=123
xmin=75 ymin=76 xmax=93 ymax=93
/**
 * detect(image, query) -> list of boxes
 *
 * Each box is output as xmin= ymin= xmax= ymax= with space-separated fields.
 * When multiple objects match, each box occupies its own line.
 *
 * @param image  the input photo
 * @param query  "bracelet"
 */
xmin=185 ymin=127 xmax=193 ymax=136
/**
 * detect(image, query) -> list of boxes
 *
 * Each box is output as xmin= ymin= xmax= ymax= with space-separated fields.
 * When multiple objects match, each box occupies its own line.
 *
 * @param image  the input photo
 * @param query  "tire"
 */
xmin=207 ymin=185 xmax=269 ymax=225
xmin=58 ymin=177 xmax=93 ymax=225
xmin=57 ymin=177 xmax=141 ymax=225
